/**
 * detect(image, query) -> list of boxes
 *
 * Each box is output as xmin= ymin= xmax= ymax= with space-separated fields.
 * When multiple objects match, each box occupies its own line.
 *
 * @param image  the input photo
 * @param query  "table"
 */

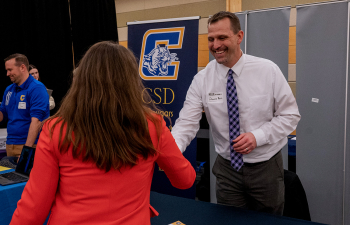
xmin=0 ymin=169 xmax=49 ymax=225
xmin=1 ymin=169 xmax=326 ymax=225
xmin=150 ymin=192 xmax=327 ymax=225
xmin=0 ymin=169 xmax=25 ymax=225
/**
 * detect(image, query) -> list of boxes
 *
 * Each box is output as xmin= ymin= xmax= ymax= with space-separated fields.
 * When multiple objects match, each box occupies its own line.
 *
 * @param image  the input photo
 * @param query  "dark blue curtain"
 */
xmin=69 ymin=0 xmax=119 ymax=65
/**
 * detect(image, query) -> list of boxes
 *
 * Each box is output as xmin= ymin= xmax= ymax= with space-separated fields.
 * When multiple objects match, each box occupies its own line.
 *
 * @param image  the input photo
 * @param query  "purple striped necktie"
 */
xmin=226 ymin=69 xmax=243 ymax=171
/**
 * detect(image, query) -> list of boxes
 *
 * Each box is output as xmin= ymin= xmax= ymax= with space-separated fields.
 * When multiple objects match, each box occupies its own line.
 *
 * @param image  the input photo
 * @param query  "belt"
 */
xmin=243 ymin=150 xmax=281 ymax=167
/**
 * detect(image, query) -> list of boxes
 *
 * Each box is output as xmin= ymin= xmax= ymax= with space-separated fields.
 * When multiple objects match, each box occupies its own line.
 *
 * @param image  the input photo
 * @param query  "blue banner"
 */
xmin=128 ymin=18 xmax=199 ymax=199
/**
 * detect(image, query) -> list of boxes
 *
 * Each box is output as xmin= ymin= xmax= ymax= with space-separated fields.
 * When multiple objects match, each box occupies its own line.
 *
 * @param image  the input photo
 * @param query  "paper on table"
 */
xmin=0 ymin=166 xmax=11 ymax=171
xmin=169 ymin=221 xmax=185 ymax=225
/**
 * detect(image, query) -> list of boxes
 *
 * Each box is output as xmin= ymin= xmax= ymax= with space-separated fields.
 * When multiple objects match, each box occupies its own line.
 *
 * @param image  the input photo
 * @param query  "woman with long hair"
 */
xmin=28 ymin=64 xmax=55 ymax=110
xmin=10 ymin=41 xmax=196 ymax=225
xmin=28 ymin=64 xmax=40 ymax=81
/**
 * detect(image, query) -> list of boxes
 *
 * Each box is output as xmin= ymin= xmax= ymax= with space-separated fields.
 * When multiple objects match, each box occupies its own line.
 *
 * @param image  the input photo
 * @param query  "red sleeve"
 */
xmin=10 ymin=121 xmax=59 ymax=225
xmin=155 ymin=119 xmax=196 ymax=189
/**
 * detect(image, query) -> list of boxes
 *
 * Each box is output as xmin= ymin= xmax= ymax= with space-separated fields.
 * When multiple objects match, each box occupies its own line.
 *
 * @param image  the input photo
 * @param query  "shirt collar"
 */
xmin=216 ymin=50 xmax=246 ymax=78
xmin=15 ymin=75 xmax=34 ymax=90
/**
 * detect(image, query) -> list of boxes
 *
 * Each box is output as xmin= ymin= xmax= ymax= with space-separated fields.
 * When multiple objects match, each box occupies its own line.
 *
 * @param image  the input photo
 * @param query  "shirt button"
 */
xmin=240 ymin=129 xmax=244 ymax=133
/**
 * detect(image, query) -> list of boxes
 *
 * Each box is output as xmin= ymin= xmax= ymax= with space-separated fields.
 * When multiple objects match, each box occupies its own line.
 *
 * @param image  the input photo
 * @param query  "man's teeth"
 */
xmin=216 ymin=51 xmax=225 ymax=54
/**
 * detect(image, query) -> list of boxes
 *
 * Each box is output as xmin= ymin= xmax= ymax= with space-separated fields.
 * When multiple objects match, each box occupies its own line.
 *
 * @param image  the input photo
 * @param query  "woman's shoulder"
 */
xmin=146 ymin=113 xmax=165 ymax=141
xmin=44 ymin=117 xmax=61 ymax=127
xmin=42 ymin=117 xmax=66 ymax=136
xmin=146 ymin=113 xmax=163 ymax=126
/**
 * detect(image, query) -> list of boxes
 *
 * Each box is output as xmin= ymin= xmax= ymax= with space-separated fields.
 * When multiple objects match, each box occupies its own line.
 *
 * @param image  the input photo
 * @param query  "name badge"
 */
xmin=18 ymin=102 xmax=26 ymax=109
xmin=208 ymin=92 xmax=223 ymax=103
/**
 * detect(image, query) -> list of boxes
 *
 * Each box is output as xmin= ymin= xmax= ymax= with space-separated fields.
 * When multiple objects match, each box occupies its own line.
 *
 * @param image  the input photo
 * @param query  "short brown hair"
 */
xmin=48 ymin=41 xmax=163 ymax=172
xmin=4 ymin=53 xmax=29 ymax=70
xmin=208 ymin=11 xmax=241 ymax=34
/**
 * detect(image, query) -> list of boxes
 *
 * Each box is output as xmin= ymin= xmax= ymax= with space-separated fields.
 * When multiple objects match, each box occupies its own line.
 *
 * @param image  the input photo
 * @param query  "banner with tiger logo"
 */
xmin=128 ymin=17 xmax=199 ymax=199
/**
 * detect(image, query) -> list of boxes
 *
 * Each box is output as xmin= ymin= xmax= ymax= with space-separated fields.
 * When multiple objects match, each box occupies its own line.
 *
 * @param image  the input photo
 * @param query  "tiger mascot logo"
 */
xmin=142 ymin=45 xmax=178 ymax=76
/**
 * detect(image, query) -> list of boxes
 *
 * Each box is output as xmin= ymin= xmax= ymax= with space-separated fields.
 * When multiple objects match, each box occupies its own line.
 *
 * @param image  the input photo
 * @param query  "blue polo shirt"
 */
xmin=0 ymin=75 xmax=50 ymax=145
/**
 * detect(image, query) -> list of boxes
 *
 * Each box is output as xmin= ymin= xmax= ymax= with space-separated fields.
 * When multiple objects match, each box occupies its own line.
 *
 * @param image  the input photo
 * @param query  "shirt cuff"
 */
xmin=30 ymin=109 xmax=46 ymax=122
xmin=250 ymin=128 xmax=267 ymax=147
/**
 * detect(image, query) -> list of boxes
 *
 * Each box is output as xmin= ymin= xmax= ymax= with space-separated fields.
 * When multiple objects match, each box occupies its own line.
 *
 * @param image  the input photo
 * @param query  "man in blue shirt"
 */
xmin=0 ymin=53 xmax=50 ymax=157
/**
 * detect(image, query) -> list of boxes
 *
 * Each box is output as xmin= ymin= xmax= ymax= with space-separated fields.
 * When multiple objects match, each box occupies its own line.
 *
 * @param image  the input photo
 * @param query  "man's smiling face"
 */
xmin=5 ymin=58 xmax=24 ymax=85
xmin=208 ymin=17 xmax=243 ymax=68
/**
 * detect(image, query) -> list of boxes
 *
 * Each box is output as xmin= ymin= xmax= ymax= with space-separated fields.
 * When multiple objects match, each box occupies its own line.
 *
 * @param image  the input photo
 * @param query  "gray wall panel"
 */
xmin=296 ymin=2 xmax=348 ymax=224
xmin=246 ymin=8 xmax=290 ymax=79
xmin=245 ymin=8 xmax=290 ymax=169
xmin=346 ymin=5 xmax=350 ymax=224
xmin=236 ymin=13 xmax=246 ymax=53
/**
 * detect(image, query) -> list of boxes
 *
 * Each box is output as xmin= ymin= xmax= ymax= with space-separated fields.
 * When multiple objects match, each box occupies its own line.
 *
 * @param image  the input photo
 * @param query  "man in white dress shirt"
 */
xmin=171 ymin=11 xmax=300 ymax=215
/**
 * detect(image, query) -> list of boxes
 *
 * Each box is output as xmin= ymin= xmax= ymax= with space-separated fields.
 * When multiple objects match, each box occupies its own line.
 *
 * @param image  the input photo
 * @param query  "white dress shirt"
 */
xmin=171 ymin=53 xmax=301 ymax=163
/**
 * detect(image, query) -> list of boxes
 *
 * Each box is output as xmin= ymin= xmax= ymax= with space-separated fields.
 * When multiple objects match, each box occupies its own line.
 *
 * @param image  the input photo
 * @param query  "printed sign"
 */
xmin=128 ymin=17 xmax=199 ymax=199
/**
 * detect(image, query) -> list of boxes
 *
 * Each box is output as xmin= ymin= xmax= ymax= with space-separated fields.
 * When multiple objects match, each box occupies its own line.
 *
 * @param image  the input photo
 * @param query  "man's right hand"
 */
xmin=232 ymin=132 xmax=257 ymax=154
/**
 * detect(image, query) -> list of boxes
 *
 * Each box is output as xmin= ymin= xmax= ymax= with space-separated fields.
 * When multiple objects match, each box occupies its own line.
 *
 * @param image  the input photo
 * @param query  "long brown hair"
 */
xmin=48 ymin=41 xmax=162 ymax=172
